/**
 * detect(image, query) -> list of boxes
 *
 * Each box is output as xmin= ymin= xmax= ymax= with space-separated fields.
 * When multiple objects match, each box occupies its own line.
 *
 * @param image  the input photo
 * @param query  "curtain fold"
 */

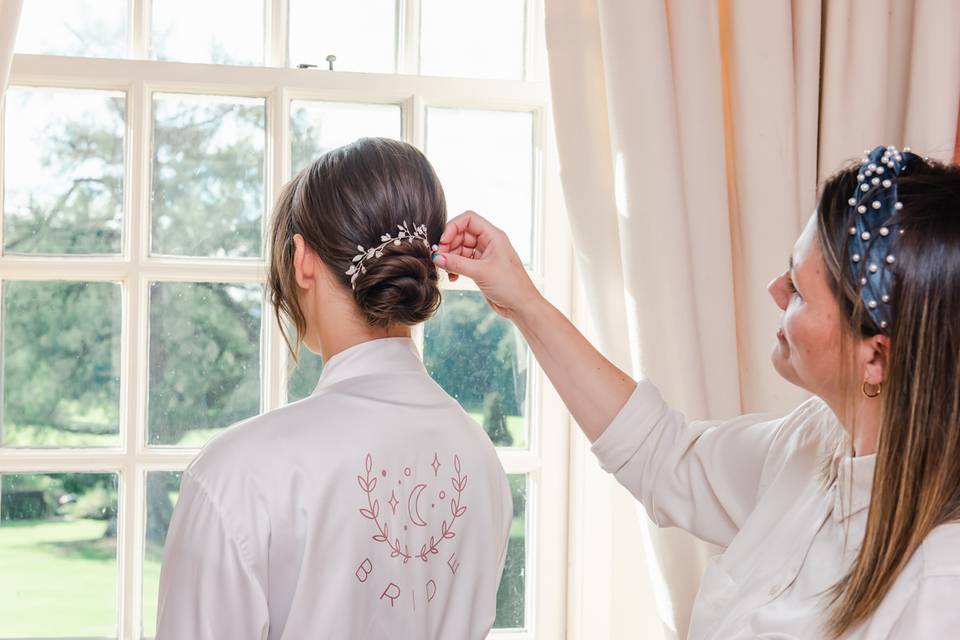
xmin=547 ymin=0 xmax=960 ymax=637
xmin=0 ymin=0 xmax=23 ymax=95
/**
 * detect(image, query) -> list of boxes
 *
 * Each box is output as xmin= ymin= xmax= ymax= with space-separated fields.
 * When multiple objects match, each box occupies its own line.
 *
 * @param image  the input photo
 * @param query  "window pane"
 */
xmin=423 ymin=290 xmax=529 ymax=449
xmin=15 ymin=0 xmax=127 ymax=58
xmin=420 ymin=0 xmax=526 ymax=80
xmin=426 ymin=108 xmax=534 ymax=265
xmin=495 ymin=473 xmax=527 ymax=629
xmin=151 ymin=94 xmax=265 ymax=258
xmin=3 ymin=87 xmax=125 ymax=255
xmin=289 ymin=0 xmax=396 ymax=73
xmin=1 ymin=281 xmax=121 ymax=448
xmin=152 ymin=0 xmax=263 ymax=65
xmin=142 ymin=471 xmax=182 ymax=639
xmin=147 ymin=282 xmax=262 ymax=446
xmin=289 ymin=101 xmax=402 ymax=175
xmin=0 ymin=472 xmax=119 ymax=637
xmin=286 ymin=342 xmax=324 ymax=404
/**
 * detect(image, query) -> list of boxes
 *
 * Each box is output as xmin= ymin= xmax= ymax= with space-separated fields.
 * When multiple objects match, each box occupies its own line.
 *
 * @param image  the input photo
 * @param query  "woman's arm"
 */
xmin=512 ymin=295 xmax=637 ymax=442
xmin=435 ymin=212 xmax=800 ymax=545
xmin=434 ymin=211 xmax=635 ymax=442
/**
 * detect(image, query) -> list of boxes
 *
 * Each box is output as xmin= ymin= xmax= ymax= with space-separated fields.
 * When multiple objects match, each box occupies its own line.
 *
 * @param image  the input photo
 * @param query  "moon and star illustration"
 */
xmin=357 ymin=452 xmax=469 ymax=564
xmin=383 ymin=452 xmax=443 ymax=529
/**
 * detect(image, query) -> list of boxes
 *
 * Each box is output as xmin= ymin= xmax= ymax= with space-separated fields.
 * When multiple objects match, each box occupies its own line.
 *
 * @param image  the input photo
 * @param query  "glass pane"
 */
xmin=15 ymin=0 xmax=127 ymax=58
xmin=288 ymin=0 xmax=396 ymax=73
xmin=289 ymin=101 xmax=402 ymax=175
xmin=286 ymin=340 xmax=324 ymax=404
xmin=1 ymin=281 xmax=121 ymax=448
xmin=3 ymin=87 xmax=125 ymax=255
xmin=152 ymin=0 xmax=264 ymax=65
xmin=420 ymin=0 xmax=526 ymax=80
xmin=426 ymin=108 xmax=534 ymax=265
xmin=142 ymin=471 xmax=182 ymax=639
xmin=151 ymin=94 xmax=265 ymax=258
xmin=495 ymin=474 xmax=527 ymax=629
xmin=0 ymin=472 xmax=119 ymax=637
xmin=147 ymin=282 xmax=262 ymax=446
xmin=423 ymin=290 xmax=529 ymax=448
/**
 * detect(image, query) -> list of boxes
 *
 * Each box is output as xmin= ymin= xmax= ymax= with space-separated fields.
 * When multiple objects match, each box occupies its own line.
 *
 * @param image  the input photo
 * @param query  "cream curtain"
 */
xmin=546 ymin=0 xmax=960 ymax=637
xmin=0 ymin=0 xmax=23 ymax=94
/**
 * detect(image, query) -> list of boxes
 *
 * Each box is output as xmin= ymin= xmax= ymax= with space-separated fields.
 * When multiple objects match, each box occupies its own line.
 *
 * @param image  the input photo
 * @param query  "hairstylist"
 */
xmin=431 ymin=146 xmax=960 ymax=639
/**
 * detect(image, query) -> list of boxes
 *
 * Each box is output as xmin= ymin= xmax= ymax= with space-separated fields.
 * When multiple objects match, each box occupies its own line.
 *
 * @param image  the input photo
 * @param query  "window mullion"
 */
xmin=398 ymin=0 xmax=421 ymax=75
xmin=264 ymin=87 xmax=289 ymax=411
xmin=131 ymin=0 xmax=151 ymax=59
xmin=267 ymin=0 xmax=289 ymax=68
xmin=122 ymin=77 xmax=151 ymax=639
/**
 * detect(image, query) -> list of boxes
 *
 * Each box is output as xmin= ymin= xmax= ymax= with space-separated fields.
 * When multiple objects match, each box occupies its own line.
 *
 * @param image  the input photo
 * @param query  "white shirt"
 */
xmin=592 ymin=380 xmax=960 ymax=639
xmin=157 ymin=337 xmax=513 ymax=640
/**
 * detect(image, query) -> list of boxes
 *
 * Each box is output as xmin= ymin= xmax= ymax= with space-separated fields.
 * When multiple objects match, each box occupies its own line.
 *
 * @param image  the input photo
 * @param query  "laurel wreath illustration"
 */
xmin=357 ymin=453 xmax=468 ymax=564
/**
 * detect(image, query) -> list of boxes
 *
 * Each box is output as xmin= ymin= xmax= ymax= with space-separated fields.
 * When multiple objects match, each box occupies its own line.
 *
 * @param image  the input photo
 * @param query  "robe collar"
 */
xmin=312 ymin=337 xmax=425 ymax=393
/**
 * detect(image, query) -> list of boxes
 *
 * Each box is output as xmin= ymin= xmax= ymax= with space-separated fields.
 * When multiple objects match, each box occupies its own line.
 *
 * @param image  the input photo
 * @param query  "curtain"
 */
xmin=0 ymin=0 xmax=23 ymax=95
xmin=545 ymin=0 xmax=960 ymax=637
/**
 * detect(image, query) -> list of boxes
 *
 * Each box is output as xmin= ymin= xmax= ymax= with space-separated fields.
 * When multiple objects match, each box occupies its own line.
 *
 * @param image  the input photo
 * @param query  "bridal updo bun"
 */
xmin=268 ymin=137 xmax=446 ymax=358
xmin=352 ymin=237 xmax=442 ymax=326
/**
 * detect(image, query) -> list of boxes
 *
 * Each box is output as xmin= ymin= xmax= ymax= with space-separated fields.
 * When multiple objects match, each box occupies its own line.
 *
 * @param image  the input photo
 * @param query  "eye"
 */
xmin=785 ymin=275 xmax=800 ymax=297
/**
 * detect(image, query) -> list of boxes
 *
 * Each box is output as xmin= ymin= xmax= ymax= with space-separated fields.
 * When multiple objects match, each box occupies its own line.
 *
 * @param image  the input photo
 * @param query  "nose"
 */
xmin=768 ymin=273 xmax=788 ymax=310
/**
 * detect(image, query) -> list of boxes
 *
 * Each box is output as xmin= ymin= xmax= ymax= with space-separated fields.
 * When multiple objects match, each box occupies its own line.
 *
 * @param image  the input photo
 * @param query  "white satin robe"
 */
xmin=592 ymin=379 xmax=960 ymax=639
xmin=156 ymin=337 xmax=513 ymax=640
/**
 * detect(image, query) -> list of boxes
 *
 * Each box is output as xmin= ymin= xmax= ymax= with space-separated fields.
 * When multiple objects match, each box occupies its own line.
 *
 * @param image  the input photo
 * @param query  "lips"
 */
xmin=777 ymin=328 xmax=786 ymax=342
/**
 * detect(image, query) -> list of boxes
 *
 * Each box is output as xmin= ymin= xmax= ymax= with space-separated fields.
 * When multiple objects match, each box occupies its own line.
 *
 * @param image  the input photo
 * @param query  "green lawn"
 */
xmin=0 ymin=518 xmax=126 ymax=637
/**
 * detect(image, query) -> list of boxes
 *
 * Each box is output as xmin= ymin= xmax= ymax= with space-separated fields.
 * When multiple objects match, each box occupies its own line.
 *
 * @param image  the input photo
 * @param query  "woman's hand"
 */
xmin=432 ymin=211 xmax=541 ymax=319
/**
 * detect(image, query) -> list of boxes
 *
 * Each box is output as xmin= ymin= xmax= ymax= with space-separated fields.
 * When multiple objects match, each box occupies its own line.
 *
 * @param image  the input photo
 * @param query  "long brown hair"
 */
xmin=815 ymin=154 xmax=960 ymax=636
xmin=267 ymin=138 xmax=446 ymax=363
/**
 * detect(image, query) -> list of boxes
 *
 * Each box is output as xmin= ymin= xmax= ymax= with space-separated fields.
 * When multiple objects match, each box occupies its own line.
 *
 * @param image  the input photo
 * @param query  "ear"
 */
xmin=292 ymin=234 xmax=318 ymax=291
xmin=861 ymin=333 xmax=891 ymax=385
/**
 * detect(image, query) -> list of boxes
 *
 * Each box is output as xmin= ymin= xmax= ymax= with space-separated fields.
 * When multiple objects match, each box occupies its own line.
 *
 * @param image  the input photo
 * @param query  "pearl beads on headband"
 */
xmin=845 ymin=144 xmax=918 ymax=332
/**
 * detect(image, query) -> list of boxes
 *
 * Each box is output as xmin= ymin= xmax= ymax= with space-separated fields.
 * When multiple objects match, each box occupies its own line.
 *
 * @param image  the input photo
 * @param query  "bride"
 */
xmin=156 ymin=138 xmax=513 ymax=640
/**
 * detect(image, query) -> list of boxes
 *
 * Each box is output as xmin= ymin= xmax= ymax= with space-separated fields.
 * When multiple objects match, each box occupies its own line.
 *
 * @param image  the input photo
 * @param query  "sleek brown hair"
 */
xmin=815 ymin=154 xmax=960 ymax=636
xmin=268 ymin=137 xmax=446 ymax=362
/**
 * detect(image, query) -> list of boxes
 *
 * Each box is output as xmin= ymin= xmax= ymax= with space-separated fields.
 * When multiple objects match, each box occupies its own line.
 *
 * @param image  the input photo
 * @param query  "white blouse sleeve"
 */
xmin=886 ymin=575 xmax=960 ymax=638
xmin=590 ymin=379 xmax=805 ymax=547
xmin=156 ymin=471 xmax=270 ymax=640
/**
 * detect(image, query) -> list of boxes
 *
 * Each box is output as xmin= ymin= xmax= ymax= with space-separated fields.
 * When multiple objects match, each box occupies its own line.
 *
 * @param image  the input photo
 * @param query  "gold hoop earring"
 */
xmin=861 ymin=379 xmax=882 ymax=398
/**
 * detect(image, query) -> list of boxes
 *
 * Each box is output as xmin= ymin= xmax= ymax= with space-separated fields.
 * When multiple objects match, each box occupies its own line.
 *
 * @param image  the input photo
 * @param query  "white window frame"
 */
xmin=0 ymin=1 xmax=572 ymax=638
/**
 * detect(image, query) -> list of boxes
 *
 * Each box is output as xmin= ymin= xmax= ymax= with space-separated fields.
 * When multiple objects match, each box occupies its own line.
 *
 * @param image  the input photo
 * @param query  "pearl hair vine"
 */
xmin=345 ymin=220 xmax=439 ymax=289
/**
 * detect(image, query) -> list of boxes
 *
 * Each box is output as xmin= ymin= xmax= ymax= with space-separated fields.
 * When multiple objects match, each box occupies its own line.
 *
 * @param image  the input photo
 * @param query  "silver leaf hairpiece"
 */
xmin=345 ymin=220 xmax=439 ymax=289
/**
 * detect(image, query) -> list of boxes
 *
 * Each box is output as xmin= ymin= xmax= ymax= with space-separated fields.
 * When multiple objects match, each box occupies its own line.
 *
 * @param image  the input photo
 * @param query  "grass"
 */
xmin=2 ymin=422 xmax=119 ymax=448
xmin=0 ymin=518 xmax=127 ymax=637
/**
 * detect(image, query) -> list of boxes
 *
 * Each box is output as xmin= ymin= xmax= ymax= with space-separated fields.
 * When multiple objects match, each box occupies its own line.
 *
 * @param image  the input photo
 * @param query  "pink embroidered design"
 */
xmin=358 ymin=453 xmax=468 ymax=564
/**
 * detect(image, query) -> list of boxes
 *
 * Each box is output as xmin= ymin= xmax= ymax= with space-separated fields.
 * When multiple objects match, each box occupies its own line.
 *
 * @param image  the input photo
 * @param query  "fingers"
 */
xmin=439 ymin=211 xmax=501 ymax=254
xmin=433 ymin=250 xmax=482 ymax=280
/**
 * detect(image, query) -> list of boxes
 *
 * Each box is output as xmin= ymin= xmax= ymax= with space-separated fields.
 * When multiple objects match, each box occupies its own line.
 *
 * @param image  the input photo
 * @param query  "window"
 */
xmin=1 ymin=1 xmax=567 ymax=637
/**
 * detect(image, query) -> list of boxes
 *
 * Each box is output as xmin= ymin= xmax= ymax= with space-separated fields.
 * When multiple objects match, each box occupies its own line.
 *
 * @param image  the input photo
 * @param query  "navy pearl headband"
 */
xmin=846 ymin=145 xmax=920 ymax=333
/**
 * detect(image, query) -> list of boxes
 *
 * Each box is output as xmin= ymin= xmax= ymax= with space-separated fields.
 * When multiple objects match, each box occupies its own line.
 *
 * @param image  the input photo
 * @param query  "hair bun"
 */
xmin=352 ymin=240 xmax=441 ymax=326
